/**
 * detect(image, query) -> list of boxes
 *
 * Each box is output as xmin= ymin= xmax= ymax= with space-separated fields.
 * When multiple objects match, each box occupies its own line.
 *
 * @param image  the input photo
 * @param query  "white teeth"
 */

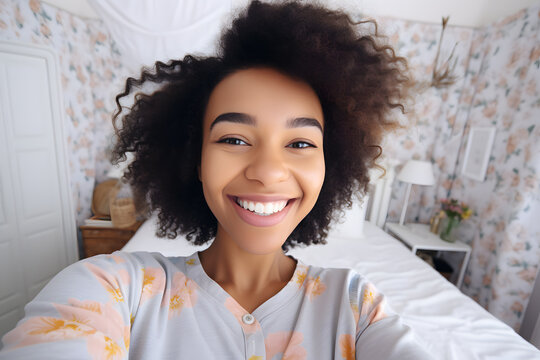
xmin=236 ymin=198 xmax=289 ymax=215
xmin=264 ymin=203 xmax=273 ymax=214
xmin=255 ymin=203 xmax=264 ymax=213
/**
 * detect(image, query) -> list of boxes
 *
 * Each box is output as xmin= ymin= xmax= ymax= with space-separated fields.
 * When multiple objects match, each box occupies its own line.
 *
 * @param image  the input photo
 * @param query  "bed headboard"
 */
xmin=365 ymin=158 xmax=399 ymax=228
xmin=328 ymin=157 xmax=399 ymax=238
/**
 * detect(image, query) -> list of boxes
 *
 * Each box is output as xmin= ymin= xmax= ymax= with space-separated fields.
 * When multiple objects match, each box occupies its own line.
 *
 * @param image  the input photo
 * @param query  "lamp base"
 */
xmin=399 ymin=182 xmax=413 ymax=226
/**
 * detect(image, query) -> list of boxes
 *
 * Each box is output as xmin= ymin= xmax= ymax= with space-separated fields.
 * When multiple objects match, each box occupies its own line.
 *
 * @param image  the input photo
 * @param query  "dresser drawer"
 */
xmin=81 ymin=228 xmax=135 ymax=240
xmin=83 ymin=236 xmax=131 ymax=257
xmin=80 ymin=221 xmax=142 ymax=258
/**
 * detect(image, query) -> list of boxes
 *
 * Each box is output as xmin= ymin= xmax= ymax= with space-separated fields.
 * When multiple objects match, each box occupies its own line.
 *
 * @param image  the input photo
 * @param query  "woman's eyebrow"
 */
xmin=210 ymin=112 xmax=255 ymax=130
xmin=287 ymin=117 xmax=323 ymax=133
xmin=209 ymin=112 xmax=322 ymax=133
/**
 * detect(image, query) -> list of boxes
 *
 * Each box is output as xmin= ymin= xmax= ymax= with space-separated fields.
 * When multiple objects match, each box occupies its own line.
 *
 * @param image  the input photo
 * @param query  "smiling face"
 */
xmin=200 ymin=67 xmax=325 ymax=255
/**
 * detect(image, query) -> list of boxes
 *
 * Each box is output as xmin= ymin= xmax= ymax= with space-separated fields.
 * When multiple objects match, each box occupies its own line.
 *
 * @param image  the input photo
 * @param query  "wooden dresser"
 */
xmin=80 ymin=221 xmax=143 ymax=258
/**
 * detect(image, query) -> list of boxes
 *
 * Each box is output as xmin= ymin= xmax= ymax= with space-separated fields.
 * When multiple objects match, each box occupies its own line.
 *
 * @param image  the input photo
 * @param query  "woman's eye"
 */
xmin=218 ymin=137 xmax=248 ymax=146
xmin=287 ymin=141 xmax=315 ymax=149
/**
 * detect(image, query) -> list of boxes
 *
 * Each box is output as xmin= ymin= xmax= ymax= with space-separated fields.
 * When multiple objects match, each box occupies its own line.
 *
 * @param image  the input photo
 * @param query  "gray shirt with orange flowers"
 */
xmin=0 ymin=251 xmax=431 ymax=359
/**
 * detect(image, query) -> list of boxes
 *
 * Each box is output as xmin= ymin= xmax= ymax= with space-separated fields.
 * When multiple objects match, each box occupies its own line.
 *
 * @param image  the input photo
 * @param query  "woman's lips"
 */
xmin=228 ymin=195 xmax=295 ymax=227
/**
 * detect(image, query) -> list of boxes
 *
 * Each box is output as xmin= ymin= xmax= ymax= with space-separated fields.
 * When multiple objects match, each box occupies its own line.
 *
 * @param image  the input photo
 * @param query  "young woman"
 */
xmin=0 ymin=1 xmax=431 ymax=359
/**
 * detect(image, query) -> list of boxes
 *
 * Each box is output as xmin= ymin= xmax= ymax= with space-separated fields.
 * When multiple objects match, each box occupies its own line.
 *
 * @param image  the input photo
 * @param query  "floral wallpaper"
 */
xmin=447 ymin=8 xmax=539 ymax=332
xmin=1 ymin=0 xmax=538 ymax=332
xmin=0 ymin=0 xmax=128 ymax=228
xmin=378 ymin=7 xmax=540 ymax=331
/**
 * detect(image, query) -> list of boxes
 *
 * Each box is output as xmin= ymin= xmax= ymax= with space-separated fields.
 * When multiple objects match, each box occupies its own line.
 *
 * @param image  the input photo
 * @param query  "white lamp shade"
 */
xmin=397 ymin=160 xmax=435 ymax=186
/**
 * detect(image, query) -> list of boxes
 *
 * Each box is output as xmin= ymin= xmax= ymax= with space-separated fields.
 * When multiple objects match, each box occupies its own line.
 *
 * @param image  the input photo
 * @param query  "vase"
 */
xmin=439 ymin=216 xmax=460 ymax=242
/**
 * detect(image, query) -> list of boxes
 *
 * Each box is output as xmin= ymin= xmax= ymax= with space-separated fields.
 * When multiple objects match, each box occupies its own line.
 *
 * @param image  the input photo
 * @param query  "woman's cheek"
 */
xmin=294 ymin=153 xmax=325 ymax=199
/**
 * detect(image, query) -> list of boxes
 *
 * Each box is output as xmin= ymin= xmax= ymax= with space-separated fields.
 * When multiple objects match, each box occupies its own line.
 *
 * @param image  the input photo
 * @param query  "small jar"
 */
xmin=430 ymin=212 xmax=443 ymax=234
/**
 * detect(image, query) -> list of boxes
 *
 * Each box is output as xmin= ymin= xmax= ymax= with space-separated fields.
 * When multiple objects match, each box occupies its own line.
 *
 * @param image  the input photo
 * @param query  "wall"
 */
xmin=448 ymin=7 xmax=540 ymax=331
xmin=380 ymin=7 xmax=540 ymax=331
xmin=0 ymin=0 xmax=128 ymax=227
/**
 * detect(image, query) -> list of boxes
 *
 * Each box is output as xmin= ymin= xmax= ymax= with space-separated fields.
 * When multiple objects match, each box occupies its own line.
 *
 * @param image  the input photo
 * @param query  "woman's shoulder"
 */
xmin=80 ymin=250 xmax=191 ymax=271
xmin=301 ymin=262 xmax=372 ymax=288
xmin=51 ymin=251 xmax=195 ymax=297
xmin=296 ymin=262 xmax=375 ymax=298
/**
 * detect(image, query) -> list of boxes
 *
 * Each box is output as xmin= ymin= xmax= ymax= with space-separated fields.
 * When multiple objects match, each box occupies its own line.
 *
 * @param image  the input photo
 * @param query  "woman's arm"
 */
xmin=353 ymin=277 xmax=433 ymax=359
xmin=0 ymin=252 xmax=139 ymax=359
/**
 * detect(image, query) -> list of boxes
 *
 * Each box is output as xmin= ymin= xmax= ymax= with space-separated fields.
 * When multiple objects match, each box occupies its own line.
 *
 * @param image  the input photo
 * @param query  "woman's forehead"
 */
xmin=203 ymin=67 xmax=324 ymax=129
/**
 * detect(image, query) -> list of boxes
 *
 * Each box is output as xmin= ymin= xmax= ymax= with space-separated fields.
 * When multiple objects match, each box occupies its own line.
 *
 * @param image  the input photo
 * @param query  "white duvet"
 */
xmin=122 ymin=218 xmax=540 ymax=359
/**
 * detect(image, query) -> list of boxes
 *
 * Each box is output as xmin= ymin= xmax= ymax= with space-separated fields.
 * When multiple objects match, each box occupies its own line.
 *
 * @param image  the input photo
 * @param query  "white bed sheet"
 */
xmin=122 ymin=217 xmax=540 ymax=359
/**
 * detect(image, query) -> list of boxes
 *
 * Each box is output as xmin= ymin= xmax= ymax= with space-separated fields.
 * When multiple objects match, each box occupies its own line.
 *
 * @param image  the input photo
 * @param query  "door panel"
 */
xmin=0 ymin=42 xmax=77 ymax=341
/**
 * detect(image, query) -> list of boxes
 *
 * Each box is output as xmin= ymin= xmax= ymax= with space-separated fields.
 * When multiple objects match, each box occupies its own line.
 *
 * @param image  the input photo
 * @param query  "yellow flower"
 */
xmin=104 ymin=336 xmax=123 ymax=358
xmin=363 ymin=289 xmax=374 ymax=305
xmin=305 ymin=276 xmax=326 ymax=300
xmin=462 ymin=209 xmax=472 ymax=220
xmin=142 ymin=270 xmax=155 ymax=293
xmin=169 ymin=295 xmax=184 ymax=311
xmin=295 ymin=271 xmax=307 ymax=287
xmin=107 ymin=286 xmax=124 ymax=302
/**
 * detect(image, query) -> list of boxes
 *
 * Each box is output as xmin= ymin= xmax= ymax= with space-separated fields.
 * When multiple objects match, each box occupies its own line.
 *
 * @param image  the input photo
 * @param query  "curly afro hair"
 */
xmin=111 ymin=0 xmax=411 ymax=250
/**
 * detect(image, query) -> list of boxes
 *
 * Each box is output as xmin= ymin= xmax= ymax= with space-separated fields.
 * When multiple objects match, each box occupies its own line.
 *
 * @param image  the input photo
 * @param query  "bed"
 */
xmin=122 ymin=215 xmax=540 ymax=359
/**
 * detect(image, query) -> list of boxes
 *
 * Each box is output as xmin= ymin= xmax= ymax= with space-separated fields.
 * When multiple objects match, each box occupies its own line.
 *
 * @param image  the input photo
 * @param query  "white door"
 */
xmin=0 ymin=42 xmax=78 ymax=341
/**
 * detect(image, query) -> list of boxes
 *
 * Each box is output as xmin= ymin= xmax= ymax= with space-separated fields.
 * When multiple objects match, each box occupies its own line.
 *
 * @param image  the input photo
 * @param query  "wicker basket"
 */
xmin=109 ymin=182 xmax=136 ymax=228
xmin=110 ymin=198 xmax=136 ymax=228
xmin=91 ymin=179 xmax=117 ymax=216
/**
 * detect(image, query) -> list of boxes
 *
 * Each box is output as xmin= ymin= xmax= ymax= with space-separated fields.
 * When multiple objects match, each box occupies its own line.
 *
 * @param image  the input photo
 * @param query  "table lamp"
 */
xmin=397 ymin=160 xmax=435 ymax=225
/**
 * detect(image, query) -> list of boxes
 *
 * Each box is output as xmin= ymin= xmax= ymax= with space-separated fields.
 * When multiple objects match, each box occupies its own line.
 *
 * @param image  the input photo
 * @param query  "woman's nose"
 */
xmin=244 ymin=147 xmax=289 ymax=186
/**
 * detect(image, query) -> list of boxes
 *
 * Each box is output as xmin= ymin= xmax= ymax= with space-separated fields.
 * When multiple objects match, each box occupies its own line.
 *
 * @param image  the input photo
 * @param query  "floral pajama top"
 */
xmin=0 ymin=251 xmax=431 ymax=359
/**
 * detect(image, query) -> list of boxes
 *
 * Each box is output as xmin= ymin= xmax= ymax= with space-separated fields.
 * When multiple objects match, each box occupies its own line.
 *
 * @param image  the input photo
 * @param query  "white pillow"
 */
xmin=327 ymin=195 xmax=368 ymax=239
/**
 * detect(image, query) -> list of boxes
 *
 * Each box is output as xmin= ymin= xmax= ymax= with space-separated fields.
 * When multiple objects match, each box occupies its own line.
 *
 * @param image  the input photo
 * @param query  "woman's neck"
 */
xmin=198 ymin=230 xmax=296 ymax=311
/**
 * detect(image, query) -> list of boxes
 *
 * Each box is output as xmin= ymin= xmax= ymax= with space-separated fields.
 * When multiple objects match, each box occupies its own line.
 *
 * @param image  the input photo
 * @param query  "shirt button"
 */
xmin=242 ymin=314 xmax=255 ymax=325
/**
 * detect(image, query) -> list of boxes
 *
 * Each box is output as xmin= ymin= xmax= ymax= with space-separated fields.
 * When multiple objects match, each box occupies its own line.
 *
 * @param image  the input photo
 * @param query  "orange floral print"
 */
xmin=140 ymin=267 xmax=166 ymax=304
xmin=294 ymin=271 xmax=307 ymax=287
xmin=162 ymin=272 xmax=198 ymax=319
xmin=116 ymin=268 xmax=131 ymax=285
xmin=360 ymin=283 xmax=387 ymax=326
xmin=305 ymin=276 xmax=326 ymax=300
xmin=110 ymin=254 xmax=126 ymax=264
xmin=350 ymin=302 xmax=359 ymax=326
xmin=85 ymin=263 xmax=124 ymax=303
xmin=339 ymin=334 xmax=355 ymax=360
xmin=55 ymin=299 xmax=128 ymax=346
xmin=292 ymin=264 xmax=308 ymax=288
xmin=123 ymin=325 xmax=130 ymax=351
xmin=265 ymin=331 xmax=307 ymax=360
xmin=2 ymin=298 xmax=129 ymax=359
xmin=29 ymin=0 xmax=40 ymax=13
xmin=87 ymin=333 xmax=125 ymax=360
xmin=362 ymin=285 xmax=375 ymax=306
xmin=2 ymin=316 xmax=95 ymax=349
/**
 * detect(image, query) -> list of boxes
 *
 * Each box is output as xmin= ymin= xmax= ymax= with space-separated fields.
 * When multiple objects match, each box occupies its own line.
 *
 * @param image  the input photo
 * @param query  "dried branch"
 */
xmin=431 ymin=16 xmax=459 ymax=88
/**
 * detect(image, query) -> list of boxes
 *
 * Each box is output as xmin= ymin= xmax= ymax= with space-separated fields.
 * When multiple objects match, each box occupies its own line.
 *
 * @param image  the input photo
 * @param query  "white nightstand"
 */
xmin=385 ymin=222 xmax=472 ymax=288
